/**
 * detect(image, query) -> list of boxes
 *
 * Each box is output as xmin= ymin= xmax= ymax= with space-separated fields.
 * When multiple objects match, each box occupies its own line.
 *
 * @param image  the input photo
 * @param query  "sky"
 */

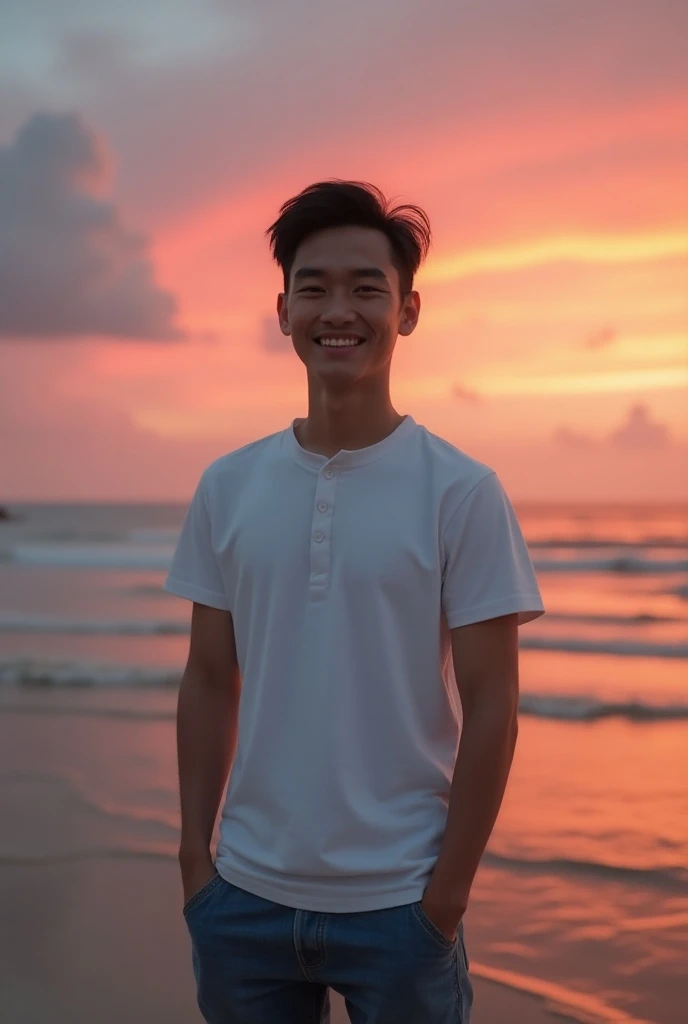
xmin=0 ymin=0 xmax=687 ymax=502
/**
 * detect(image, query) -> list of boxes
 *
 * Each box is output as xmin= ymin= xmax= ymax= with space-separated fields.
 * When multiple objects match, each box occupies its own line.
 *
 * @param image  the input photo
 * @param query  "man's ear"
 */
xmin=276 ymin=293 xmax=291 ymax=334
xmin=398 ymin=291 xmax=421 ymax=336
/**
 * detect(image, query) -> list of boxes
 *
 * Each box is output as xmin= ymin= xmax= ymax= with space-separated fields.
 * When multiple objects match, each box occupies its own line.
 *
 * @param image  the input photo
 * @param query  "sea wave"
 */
xmin=519 ymin=636 xmax=688 ymax=658
xmin=0 ymin=615 xmax=188 ymax=635
xmin=0 ymin=658 xmax=182 ymax=687
xmin=482 ymin=850 xmax=688 ymax=893
xmin=2 ymin=613 xmax=687 ymax=661
xmin=4 ymin=767 xmax=180 ymax=831
xmin=533 ymin=555 xmax=688 ymax=573
xmin=470 ymin=961 xmax=656 ymax=1024
xmin=0 ymin=845 xmax=177 ymax=866
xmin=1 ymin=542 xmax=174 ymax=568
xmin=529 ymin=537 xmax=688 ymax=550
xmin=0 ymin=703 xmax=177 ymax=720
xmin=1 ymin=660 xmax=686 ymax=723
xmin=519 ymin=694 xmax=688 ymax=721
xmin=7 ymin=621 xmax=681 ymax=658
xmin=1 ymin=842 xmax=684 ymax=896
xmin=2 ymin=541 xmax=687 ymax=576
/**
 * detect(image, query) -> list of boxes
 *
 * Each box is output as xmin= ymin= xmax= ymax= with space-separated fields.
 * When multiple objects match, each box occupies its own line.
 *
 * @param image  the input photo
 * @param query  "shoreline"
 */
xmin=0 ymin=684 xmax=676 ymax=1023
xmin=0 ymin=856 xmax=591 ymax=1024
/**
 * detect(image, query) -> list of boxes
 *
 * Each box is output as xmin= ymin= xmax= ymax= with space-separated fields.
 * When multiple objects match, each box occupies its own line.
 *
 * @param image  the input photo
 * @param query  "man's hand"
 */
xmin=179 ymin=849 xmax=217 ymax=906
xmin=419 ymin=890 xmax=466 ymax=944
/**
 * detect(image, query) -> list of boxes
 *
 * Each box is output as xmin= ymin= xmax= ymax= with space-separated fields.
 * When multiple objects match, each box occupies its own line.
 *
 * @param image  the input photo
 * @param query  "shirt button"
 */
xmin=314 ymin=531 xmax=324 ymax=542
xmin=318 ymin=502 xmax=327 ymax=512
xmin=324 ymin=470 xmax=333 ymax=479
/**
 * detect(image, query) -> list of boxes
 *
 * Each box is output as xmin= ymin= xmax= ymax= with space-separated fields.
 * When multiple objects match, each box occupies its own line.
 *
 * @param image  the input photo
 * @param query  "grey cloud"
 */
xmin=0 ymin=111 xmax=185 ymax=341
xmin=14 ymin=0 xmax=682 ymax=229
xmin=451 ymin=384 xmax=484 ymax=405
xmin=554 ymin=403 xmax=674 ymax=449
xmin=610 ymin=403 xmax=672 ymax=449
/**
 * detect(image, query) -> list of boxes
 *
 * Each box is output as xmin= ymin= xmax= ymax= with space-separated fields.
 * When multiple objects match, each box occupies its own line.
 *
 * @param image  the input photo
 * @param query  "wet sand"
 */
xmin=1 ymin=684 xmax=672 ymax=1023
xmin=0 ymin=855 xmax=582 ymax=1023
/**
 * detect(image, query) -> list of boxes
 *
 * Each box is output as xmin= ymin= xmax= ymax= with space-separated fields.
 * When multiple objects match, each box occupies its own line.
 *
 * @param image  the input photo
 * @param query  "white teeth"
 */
xmin=318 ymin=337 xmax=362 ymax=347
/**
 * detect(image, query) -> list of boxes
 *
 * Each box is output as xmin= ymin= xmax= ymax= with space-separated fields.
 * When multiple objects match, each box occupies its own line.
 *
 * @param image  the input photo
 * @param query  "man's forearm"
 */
xmin=176 ymin=669 xmax=239 ymax=858
xmin=424 ymin=699 xmax=518 ymax=911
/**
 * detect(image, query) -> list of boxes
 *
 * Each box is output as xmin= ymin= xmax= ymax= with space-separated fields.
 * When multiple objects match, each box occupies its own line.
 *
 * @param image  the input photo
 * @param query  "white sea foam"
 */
xmin=0 ymin=658 xmax=182 ymax=687
xmin=3 ymin=543 xmax=174 ymax=569
xmin=1 ymin=541 xmax=686 ymax=575
xmin=0 ymin=616 xmax=187 ymax=635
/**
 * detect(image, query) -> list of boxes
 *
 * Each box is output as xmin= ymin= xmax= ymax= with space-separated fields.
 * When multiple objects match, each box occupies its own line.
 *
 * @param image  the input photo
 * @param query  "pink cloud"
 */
xmin=1 ymin=1 xmax=686 ymax=501
xmin=584 ymin=326 xmax=618 ymax=350
xmin=554 ymin=403 xmax=675 ymax=450
xmin=451 ymin=385 xmax=484 ymax=405
xmin=610 ymin=403 xmax=673 ymax=449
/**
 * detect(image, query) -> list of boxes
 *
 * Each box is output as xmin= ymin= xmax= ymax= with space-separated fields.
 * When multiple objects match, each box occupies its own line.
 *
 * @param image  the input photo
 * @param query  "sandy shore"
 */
xmin=0 ymin=855 xmax=583 ymax=1023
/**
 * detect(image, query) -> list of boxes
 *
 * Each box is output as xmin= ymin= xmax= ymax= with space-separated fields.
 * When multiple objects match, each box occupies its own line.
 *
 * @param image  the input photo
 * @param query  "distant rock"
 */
xmin=0 ymin=506 xmax=16 ymax=522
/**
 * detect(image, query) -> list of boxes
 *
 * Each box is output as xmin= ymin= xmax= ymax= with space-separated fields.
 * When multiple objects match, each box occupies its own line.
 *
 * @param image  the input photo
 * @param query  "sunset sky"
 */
xmin=1 ymin=0 xmax=686 ymax=502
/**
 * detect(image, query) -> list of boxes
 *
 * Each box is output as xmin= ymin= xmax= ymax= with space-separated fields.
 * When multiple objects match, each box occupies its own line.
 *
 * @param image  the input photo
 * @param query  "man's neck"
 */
xmin=294 ymin=411 xmax=405 ymax=457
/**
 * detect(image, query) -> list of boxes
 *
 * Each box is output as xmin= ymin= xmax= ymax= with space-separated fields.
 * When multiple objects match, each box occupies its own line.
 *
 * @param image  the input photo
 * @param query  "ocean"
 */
xmin=0 ymin=500 xmax=686 ymax=1023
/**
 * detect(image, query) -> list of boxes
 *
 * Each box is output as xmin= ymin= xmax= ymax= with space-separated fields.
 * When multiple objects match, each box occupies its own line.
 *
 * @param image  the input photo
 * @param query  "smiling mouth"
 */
xmin=313 ymin=337 xmax=366 ymax=347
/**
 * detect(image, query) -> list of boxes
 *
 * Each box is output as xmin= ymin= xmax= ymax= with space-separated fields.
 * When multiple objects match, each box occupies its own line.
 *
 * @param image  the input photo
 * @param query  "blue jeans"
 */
xmin=183 ymin=870 xmax=473 ymax=1023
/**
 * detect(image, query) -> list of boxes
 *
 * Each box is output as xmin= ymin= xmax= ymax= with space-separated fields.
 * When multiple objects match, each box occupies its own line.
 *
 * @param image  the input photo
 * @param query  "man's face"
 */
xmin=277 ymin=225 xmax=420 ymax=380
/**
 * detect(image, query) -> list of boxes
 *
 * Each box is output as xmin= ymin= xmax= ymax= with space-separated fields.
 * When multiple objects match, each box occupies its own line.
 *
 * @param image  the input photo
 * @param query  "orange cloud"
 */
xmin=421 ymin=230 xmax=688 ymax=285
xmin=584 ymin=327 xmax=618 ymax=351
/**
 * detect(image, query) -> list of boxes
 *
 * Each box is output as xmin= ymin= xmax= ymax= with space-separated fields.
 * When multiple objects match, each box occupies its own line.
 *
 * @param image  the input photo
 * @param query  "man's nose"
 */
xmin=322 ymin=298 xmax=357 ymax=322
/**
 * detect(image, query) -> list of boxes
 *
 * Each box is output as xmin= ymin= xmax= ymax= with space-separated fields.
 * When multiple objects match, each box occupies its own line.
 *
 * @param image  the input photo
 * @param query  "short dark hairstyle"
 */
xmin=265 ymin=179 xmax=432 ymax=299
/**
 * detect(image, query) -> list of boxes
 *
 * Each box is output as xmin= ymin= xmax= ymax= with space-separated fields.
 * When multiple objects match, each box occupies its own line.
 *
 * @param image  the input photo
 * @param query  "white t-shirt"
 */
xmin=163 ymin=414 xmax=545 ymax=912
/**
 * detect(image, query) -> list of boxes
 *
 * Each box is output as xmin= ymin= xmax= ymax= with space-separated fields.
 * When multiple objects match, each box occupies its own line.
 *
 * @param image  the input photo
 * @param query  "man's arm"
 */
xmin=421 ymin=612 xmax=520 ymax=933
xmin=177 ymin=601 xmax=241 ymax=902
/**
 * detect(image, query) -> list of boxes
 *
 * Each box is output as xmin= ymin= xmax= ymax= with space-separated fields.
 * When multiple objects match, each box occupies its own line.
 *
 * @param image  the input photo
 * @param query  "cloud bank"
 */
xmin=0 ymin=112 xmax=185 ymax=341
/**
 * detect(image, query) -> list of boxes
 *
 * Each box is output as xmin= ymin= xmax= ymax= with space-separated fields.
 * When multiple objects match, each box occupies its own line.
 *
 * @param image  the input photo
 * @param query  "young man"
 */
xmin=164 ymin=179 xmax=545 ymax=1023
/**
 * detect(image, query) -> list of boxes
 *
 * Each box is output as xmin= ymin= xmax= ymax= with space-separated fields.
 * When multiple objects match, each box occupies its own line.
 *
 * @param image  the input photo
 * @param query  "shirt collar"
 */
xmin=284 ymin=413 xmax=417 ymax=471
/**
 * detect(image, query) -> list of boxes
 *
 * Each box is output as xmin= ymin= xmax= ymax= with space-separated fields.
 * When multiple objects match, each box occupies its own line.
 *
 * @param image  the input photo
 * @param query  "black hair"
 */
xmin=265 ymin=179 xmax=432 ymax=299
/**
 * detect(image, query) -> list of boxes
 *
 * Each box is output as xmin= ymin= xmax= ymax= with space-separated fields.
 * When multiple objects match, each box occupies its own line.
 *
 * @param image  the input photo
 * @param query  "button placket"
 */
xmin=310 ymin=468 xmax=336 ymax=585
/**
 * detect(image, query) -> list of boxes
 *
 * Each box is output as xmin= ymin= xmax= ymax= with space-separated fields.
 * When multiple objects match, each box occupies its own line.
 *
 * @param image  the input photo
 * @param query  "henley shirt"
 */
xmin=163 ymin=413 xmax=545 ymax=912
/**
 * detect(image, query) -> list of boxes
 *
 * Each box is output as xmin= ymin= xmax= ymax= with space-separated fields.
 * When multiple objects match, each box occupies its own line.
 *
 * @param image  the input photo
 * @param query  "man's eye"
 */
xmin=298 ymin=286 xmax=381 ymax=294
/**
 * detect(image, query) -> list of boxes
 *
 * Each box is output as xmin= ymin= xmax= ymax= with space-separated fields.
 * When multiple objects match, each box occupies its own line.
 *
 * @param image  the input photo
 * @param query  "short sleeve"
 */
xmin=162 ymin=470 xmax=231 ymax=610
xmin=441 ymin=471 xmax=545 ymax=628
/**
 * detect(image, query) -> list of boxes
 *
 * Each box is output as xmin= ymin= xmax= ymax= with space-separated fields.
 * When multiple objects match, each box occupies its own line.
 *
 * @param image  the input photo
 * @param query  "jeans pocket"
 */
xmin=182 ymin=871 xmax=222 ymax=918
xmin=410 ymin=901 xmax=456 ymax=950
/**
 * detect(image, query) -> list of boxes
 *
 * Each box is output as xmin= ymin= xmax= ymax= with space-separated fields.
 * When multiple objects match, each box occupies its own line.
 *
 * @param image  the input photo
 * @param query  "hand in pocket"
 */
xmin=181 ymin=856 xmax=218 ymax=907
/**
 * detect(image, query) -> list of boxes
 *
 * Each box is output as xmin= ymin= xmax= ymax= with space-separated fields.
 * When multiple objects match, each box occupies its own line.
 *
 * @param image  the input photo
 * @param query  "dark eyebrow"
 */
xmin=293 ymin=266 xmax=389 ymax=283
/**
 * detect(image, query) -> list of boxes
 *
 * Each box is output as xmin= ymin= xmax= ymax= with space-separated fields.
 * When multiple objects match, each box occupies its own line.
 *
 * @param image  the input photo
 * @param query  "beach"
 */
xmin=1 ymin=683 xmax=684 ymax=1023
xmin=0 ymin=694 xmax=588 ymax=1024
xmin=0 ymin=850 xmax=581 ymax=1024
xmin=0 ymin=500 xmax=686 ymax=1022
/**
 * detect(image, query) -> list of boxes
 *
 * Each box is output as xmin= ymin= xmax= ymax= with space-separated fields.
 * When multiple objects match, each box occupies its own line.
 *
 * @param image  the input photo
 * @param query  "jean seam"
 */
xmin=411 ymin=902 xmax=456 ymax=950
xmin=183 ymin=871 xmax=222 ymax=917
